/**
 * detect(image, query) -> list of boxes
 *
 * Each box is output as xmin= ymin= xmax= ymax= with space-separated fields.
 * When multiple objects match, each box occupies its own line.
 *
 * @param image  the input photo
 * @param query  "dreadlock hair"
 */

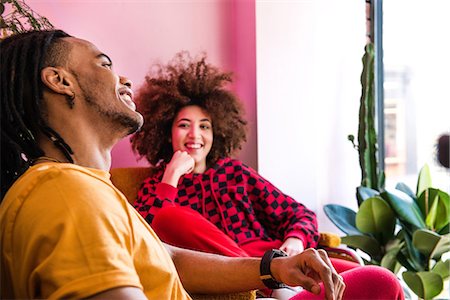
xmin=1 ymin=29 xmax=73 ymax=200
xmin=131 ymin=51 xmax=248 ymax=168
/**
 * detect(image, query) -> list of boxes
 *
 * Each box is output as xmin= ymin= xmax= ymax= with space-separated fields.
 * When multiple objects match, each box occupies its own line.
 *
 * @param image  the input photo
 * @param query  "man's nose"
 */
xmin=120 ymin=76 xmax=133 ymax=88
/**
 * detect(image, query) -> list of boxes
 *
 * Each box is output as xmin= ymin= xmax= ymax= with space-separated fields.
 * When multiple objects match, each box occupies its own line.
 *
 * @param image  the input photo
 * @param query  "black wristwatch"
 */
xmin=260 ymin=249 xmax=288 ymax=289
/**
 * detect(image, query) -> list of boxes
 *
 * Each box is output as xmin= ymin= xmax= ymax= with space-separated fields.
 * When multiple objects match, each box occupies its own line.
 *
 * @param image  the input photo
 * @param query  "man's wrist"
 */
xmin=260 ymin=249 xmax=287 ymax=289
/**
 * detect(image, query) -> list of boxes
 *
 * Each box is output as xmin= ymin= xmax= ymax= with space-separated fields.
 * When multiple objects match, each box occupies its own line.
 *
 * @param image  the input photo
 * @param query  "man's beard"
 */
xmin=82 ymin=90 xmax=143 ymax=137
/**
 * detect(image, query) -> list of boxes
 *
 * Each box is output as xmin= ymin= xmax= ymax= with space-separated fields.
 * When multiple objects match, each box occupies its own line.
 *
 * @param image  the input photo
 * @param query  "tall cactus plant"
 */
xmin=349 ymin=42 xmax=384 ymax=204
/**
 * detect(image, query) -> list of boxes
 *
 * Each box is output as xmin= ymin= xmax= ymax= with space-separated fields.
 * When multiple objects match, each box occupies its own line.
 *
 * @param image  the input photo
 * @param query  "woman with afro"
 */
xmin=131 ymin=52 xmax=404 ymax=300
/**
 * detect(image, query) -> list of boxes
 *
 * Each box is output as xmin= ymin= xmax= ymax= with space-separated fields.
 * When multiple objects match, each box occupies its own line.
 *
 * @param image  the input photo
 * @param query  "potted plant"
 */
xmin=324 ymin=43 xmax=450 ymax=299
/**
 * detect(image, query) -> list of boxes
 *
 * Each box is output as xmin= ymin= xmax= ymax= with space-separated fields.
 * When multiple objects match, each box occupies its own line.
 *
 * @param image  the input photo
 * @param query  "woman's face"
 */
xmin=171 ymin=105 xmax=213 ymax=172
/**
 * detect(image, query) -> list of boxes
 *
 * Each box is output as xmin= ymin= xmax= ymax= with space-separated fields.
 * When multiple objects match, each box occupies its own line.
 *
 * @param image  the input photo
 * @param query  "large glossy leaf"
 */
xmin=432 ymin=259 xmax=450 ymax=279
xmin=400 ymin=230 xmax=425 ymax=272
xmin=323 ymin=204 xmax=361 ymax=236
xmin=430 ymin=233 xmax=450 ymax=260
xmin=425 ymin=192 xmax=439 ymax=230
xmin=416 ymin=188 xmax=449 ymax=231
xmin=395 ymin=182 xmax=416 ymax=200
xmin=437 ymin=190 xmax=450 ymax=228
xmin=381 ymin=242 xmax=403 ymax=272
xmin=355 ymin=197 xmax=396 ymax=243
xmin=357 ymin=186 xmax=380 ymax=202
xmin=416 ymin=164 xmax=432 ymax=197
xmin=402 ymin=271 xmax=443 ymax=300
xmin=341 ymin=234 xmax=381 ymax=260
xmin=412 ymin=229 xmax=442 ymax=258
xmin=438 ymin=224 xmax=449 ymax=234
xmin=417 ymin=188 xmax=450 ymax=231
xmin=381 ymin=189 xmax=426 ymax=229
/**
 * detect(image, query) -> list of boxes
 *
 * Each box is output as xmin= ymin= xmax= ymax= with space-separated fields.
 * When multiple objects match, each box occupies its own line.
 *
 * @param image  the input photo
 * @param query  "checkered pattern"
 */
xmin=134 ymin=158 xmax=319 ymax=249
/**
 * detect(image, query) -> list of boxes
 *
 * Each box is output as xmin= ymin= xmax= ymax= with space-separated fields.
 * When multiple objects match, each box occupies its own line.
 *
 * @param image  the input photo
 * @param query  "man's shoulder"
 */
xmin=3 ymin=163 xmax=113 ymax=207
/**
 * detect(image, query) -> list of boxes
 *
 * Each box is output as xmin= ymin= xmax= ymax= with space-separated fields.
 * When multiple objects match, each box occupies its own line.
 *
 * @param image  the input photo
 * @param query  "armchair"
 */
xmin=109 ymin=167 xmax=362 ymax=299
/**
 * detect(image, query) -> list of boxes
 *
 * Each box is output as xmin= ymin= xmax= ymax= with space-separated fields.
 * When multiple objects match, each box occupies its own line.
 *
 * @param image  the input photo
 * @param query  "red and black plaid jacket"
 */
xmin=134 ymin=158 xmax=319 ymax=249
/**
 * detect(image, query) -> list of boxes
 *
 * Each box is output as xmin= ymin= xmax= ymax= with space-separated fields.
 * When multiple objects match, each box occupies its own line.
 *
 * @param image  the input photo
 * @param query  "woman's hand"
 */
xmin=162 ymin=151 xmax=195 ymax=187
xmin=280 ymin=237 xmax=304 ymax=256
xmin=271 ymin=248 xmax=345 ymax=300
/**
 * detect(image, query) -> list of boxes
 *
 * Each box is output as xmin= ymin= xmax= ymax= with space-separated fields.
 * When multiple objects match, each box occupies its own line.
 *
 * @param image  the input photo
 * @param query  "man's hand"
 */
xmin=280 ymin=237 xmax=304 ymax=256
xmin=162 ymin=151 xmax=195 ymax=187
xmin=271 ymin=248 xmax=345 ymax=300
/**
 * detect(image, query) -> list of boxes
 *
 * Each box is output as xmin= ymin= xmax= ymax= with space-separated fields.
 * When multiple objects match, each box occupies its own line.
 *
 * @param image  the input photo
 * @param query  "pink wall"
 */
xmin=27 ymin=0 xmax=257 ymax=170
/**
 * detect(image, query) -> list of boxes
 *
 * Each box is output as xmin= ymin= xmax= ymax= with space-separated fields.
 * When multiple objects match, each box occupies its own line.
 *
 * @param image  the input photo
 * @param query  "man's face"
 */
xmin=64 ymin=37 xmax=143 ymax=136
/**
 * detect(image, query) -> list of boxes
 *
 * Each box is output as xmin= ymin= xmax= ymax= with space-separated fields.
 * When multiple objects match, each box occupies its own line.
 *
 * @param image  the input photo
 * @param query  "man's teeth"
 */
xmin=121 ymin=94 xmax=132 ymax=102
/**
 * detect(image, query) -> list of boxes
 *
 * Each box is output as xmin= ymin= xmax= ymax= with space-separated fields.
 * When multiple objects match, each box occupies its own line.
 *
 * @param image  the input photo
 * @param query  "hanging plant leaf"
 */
xmin=323 ymin=204 xmax=361 ymax=236
xmin=432 ymin=259 xmax=450 ymax=279
xmin=402 ymin=271 xmax=443 ymax=300
xmin=355 ymin=196 xmax=396 ymax=243
xmin=381 ymin=189 xmax=426 ymax=229
xmin=395 ymin=182 xmax=416 ymax=200
xmin=416 ymin=164 xmax=432 ymax=197
xmin=341 ymin=234 xmax=381 ymax=260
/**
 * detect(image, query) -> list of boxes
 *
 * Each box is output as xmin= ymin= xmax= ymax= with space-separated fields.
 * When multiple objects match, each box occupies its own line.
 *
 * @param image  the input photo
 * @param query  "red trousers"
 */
xmin=153 ymin=206 xmax=404 ymax=300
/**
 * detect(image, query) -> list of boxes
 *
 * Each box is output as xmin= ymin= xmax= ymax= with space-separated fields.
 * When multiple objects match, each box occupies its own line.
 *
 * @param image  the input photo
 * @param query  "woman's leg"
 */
xmin=330 ymin=257 xmax=361 ymax=273
xmin=152 ymin=206 xmax=249 ymax=257
xmin=289 ymin=265 xmax=404 ymax=300
xmin=240 ymin=239 xmax=283 ymax=257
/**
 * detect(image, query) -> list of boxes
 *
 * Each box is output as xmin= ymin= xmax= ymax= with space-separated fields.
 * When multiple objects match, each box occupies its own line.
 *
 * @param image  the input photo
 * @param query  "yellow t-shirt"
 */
xmin=0 ymin=162 xmax=191 ymax=299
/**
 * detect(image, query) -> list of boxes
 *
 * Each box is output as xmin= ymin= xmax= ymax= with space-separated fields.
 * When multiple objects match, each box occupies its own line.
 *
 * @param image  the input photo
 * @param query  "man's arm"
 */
xmin=165 ymin=244 xmax=345 ymax=300
xmin=88 ymin=287 xmax=147 ymax=299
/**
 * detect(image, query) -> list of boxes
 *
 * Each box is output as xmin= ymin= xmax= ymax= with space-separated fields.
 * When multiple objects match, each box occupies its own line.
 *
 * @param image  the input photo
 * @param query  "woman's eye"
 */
xmin=200 ymin=124 xmax=210 ymax=130
xmin=102 ymin=63 xmax=112 ymax=69
xmin=178 ymin=123 xmax=189 ymax=128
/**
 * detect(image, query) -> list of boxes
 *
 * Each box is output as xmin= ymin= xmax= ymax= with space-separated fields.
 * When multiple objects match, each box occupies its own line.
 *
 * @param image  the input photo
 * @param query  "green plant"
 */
xmin=326 ymin=167 xmax=450 ymax=300
xmin=325 ymin=43 xmax=450 ymax=299
xmin=0 ymin=0 xmax=53 ymax=38
xmin=348 ymin=43 xmax=385 ymax=195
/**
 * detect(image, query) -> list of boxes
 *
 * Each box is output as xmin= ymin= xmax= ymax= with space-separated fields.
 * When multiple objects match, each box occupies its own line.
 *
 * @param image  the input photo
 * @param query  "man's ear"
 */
xmin=41 ymin=67 xmax=75 ymax=98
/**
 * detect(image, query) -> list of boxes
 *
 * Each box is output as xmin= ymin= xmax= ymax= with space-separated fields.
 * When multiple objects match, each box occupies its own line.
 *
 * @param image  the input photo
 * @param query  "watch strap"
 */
xmin=260 ymin=249 xmax=288 ymax=289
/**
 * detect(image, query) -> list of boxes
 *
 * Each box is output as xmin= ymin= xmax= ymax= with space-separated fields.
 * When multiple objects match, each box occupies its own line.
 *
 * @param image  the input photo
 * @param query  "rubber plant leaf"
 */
xmin=435 ymin=190 xmax=450 ymax=231
xmin=401 ymin=229 xmax=425 ymax=272
xmin=323 ymin=204 xmax=361 ymax=236
xmin=432 ymin=259 xmax=450 ymax=279
xmin=357 ymin=186 xmax=380 ymax=202
xmin=412 ymin=229 xmax=442 ymax=258
xmin=381 ymin=189 xmax=426 ymax=229
xmin=417 ymin=188 xmax=450 ymax=232
xmin=355 ymin=196 xmax=396 ymax=243
xmin=402 ymin=271 xmax=443 ymax=300
xmin=341 ymin=234 xmax=381 ymax=260
xmin=381 ymin=242 xmax=403 ymax=272
xmin=395 ymin=182 xmax=416 ymax=200
xmin=416 ymin=164 xmax=432 ymax=198
xmin=430 ymin=233 xmax=450 ymax=260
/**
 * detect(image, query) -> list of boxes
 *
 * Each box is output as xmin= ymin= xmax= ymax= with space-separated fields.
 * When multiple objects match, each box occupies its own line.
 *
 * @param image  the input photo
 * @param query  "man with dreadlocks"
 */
xmin=0 ymin=30 xmax=351 ymax=299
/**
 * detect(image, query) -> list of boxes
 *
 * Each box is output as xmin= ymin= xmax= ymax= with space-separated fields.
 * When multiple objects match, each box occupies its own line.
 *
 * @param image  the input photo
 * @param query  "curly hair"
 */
xmin=131 ymin=51 xmax=247 ymax=167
